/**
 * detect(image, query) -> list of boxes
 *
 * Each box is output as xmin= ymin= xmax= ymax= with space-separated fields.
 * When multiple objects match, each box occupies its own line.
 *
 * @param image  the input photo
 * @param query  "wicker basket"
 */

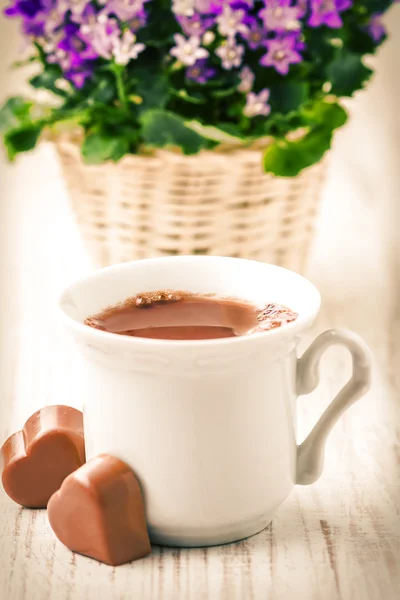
xmin=55 ymin=139 xmax=327 ymax=274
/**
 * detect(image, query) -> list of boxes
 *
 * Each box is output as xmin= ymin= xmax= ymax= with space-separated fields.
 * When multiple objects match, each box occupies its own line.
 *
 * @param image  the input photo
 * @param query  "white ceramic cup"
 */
xmin=59 ymin=256 xmax=372 ymax=547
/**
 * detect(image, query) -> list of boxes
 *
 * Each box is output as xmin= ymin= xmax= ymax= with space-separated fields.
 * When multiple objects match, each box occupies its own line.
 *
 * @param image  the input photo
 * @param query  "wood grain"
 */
xmin=0 ymin=10 xmax=400 ymax=600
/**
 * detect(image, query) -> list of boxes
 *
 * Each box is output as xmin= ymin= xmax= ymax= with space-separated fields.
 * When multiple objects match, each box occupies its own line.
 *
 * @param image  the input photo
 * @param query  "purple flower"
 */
xmin=105 ymin=0 xmax=148 ymax=22
xmin=4 ymin=0 xmax=43 ymax=19
xmin=337 ymin=0 xmax=353 ymax=11
xmin=65 ymin=67 xmax=93 ymax=89
xmin=241 ymin=17 xmax=267 ymax=50
xmin=296 ymin=0 xmax=309 ymax=18
xmin=178 ymin=14 xmax=215 ymax=37
xmin=244 ymin=89 xmax=271 ymax=118
xmin=230 ymin=0 xmax=254 ymax=10
xmin=260 ymin=1 xmax=302 ymax=33
xmin=127 ymin=9 xmax=148 ymax=33
xmin=23 ymin=16 xmax=44 ymax=36
xmin=195 ymin=0 xmax=223 ymax=14
xmin=367 ymin=14 xmax=386 ymax=42
xmin=260 ymin=35 xmax=303 ymax=75
xmin=186 ymin=59 xmax=216 ymax=82
xmin=57 ymin=23 xmax=97 ymax=69
xmin=308 ymin=0 xmax=343 ymax=29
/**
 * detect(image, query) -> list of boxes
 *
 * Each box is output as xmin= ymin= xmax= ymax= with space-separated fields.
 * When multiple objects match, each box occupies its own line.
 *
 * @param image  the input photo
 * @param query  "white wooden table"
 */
xmin=1 ymin=12 xmax=400 ymax=600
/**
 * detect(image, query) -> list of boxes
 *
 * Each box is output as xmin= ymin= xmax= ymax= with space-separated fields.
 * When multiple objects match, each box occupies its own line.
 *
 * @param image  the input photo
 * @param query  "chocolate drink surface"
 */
xmin=85 ymin=291 xmax=298 ymax=341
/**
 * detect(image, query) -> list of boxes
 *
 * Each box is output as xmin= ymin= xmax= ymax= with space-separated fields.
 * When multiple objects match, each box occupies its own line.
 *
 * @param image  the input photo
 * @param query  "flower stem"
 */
xmin=113 ymin=64 xmax=128 ymax=110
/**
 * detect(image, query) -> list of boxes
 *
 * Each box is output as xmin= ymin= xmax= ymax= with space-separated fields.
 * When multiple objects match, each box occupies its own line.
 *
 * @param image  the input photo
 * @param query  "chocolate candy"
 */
xmin=1 ymin=406 xmax=85 ymax=508
xmin=47 ymin=455 xmax=151 ymax=566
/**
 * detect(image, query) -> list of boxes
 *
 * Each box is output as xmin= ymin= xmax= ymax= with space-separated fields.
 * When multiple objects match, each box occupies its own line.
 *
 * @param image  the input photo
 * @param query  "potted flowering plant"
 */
xmin=0 ymin=1 xmax=394 ymax=270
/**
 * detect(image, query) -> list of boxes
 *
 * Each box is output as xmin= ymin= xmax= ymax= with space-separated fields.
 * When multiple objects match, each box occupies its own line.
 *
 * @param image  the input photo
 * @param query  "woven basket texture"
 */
xmin=55 ymin=140 xmax=327 ymax=274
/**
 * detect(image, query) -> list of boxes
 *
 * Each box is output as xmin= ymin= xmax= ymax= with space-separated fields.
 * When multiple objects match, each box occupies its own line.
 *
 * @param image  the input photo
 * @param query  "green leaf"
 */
xmin=347 ymin=25 xmax=379 ymax=55
xmin=4 ymin=123 xmax=43 ymax=161
xmin=86 ymin=104 xmax=132 ymax=125
xmin=263 ymin=128 xmax=327 ymax=177
xmin=81 ymin=133 xmax=130 ymax=164
xmin=326 ymin=50 xmax=373 ymax=97
xmin=185 ymin=121 xmax=246 ymax=143
xmin=211 ymin=85 xmax=239 ymax=99
xmin=362 ymin=0 xmax=392 ymax=11
xmin=216 ymin=122 xmax=248 ymax=139
xmin=0 ymin=97 xmax=33 ymax=133
xmin=90 ymin=78 xmax=116 ymax=104
xmin=12 ymin=55 xmax=37 ymax=68
xmin=301 ymin=99 xmax=348 ymax=129
xmin=171 ymin=89 xmax=206 ymax=104
xmin=140 ymin=109 xmax=206 ymax=154
xmin=269 ymin=82 xmax=310 ymax=114
xmin=263 ymin=101 xmax=348 ymax=177
xmin=29 ymin=67 xmax=68 ymax=97
xmin=134 ymin=70 xmax=170 ymax=113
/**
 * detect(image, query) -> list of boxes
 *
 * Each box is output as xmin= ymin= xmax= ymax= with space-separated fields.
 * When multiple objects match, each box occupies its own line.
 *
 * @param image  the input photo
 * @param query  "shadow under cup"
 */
xmin=59 ymin=256 xmax=322 ymax=547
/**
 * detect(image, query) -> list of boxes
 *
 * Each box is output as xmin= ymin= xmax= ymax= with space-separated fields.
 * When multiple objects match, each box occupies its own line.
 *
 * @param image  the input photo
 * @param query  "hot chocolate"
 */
xmin=85 ymin=291 xmax=298 ymax=341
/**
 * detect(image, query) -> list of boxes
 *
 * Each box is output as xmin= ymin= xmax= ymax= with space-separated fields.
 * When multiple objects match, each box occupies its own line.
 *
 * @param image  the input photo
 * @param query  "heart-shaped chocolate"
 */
xmin=1 ymin=405 xmax=85 ymax=508
xmin=47 ymin=455 xmax=151 ymax=566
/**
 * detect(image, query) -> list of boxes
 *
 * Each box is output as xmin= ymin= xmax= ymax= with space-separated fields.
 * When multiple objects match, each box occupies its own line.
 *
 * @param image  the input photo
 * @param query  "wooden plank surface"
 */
xmin=0 ymin=11 xmax=399 ymax=600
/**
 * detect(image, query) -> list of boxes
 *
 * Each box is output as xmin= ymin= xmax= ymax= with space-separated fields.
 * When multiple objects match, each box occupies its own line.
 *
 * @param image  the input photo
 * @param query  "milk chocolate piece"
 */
xmin=0 ymin=406 xmax=85 ymax=508
xmin=47 ymin=455 xmax=151 ymax=566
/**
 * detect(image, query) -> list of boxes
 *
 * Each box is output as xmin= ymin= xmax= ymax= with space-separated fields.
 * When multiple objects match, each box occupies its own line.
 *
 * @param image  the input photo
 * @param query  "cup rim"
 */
xmin=58 ymin=256 xmax=321 ymax=348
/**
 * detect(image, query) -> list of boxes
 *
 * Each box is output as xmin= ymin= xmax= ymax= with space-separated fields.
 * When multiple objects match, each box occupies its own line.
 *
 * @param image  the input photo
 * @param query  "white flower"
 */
xmin=215 ymin=39 xmax=245 ymax=70
xmin=238 ymin=66 xmax=255 ymax=93
xmin=112 ymin=31 xmax=145 ymax=65
xmin=81 ymin=15 xmax=120 ymax=60
xmin=170 ymin=34 xmax=209 ymax=66
xmin=216 ymin=6 xmax=248 ymax=37
xmin=172 ymin=0 xmax=196 ymax=16
xmin=202 ymin=31 xmax=215 ymax=46
xmin=243 ymin=89 xmax=271 ymax=118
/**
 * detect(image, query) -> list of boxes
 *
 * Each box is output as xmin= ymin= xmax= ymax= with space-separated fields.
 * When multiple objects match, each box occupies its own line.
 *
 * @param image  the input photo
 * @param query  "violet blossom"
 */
xmin=367 ymin=14 xmax=386 ymax=42
xmin=241 ymin=17 xmax=267 ymax=50
xmin=104 ymin=0 xmax=148 ymax=22
xmin=56 ymin=22 xmax=97 ymax=69
xmin=178 ymin=13 xmax=215 ymax=37
xmin=186 ymin=59 xmax=216 ymax=82
xmin=126 ymin=9 xmax=148 ymax=33
xmin=308 ymin=0 xmax=352 ymax=29
xmin=195 ymin=0 xmax=223 ymax=13
xmin=4 ymin=0 xmax=44 ymax=19
xmin=65 ymin=67 xmax=93 ymax=88
xmin=260 ymin=35 xmax=303 ymax=75
xmin=260 ymin=1 xmax=301 ymax=33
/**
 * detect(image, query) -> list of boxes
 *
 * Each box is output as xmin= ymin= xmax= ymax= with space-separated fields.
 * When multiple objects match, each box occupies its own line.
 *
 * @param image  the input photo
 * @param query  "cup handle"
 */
xmin=296 ymin=329 xmax=372 ymax=485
